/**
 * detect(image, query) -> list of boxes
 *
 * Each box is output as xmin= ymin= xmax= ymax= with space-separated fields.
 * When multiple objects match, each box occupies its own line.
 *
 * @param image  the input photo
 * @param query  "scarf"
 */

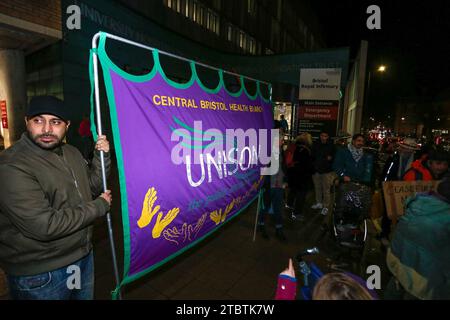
xmin=348 ymin=143 xmax=363 ymax=163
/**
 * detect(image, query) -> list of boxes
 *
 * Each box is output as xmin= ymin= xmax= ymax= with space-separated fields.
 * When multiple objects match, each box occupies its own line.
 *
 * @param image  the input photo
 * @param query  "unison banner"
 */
xmin=91 ymin=33 xmax=274 ymax=294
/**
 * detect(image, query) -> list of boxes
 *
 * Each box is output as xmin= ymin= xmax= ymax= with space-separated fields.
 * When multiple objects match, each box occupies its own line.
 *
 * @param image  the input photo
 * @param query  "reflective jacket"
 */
xmin=402 ymin=159 xmax=433 ymax=181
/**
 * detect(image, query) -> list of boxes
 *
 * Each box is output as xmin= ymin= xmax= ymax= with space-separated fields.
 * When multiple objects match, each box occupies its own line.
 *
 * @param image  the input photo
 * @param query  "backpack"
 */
xmin=284 ymin=143 xmax=297 ymax=168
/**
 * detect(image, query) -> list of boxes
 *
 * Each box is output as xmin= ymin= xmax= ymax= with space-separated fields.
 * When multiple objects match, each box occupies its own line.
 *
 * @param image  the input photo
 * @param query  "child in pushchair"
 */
xmin=331 ymin=179 xmax=372 ymax=249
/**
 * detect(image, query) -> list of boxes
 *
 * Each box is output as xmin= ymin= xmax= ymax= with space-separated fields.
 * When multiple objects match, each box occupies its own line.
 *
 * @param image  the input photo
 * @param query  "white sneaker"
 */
xmin=319 ymin=208 xmax=328 ymax=216
xmin=311 ymin=203 xmax=323 ymax=210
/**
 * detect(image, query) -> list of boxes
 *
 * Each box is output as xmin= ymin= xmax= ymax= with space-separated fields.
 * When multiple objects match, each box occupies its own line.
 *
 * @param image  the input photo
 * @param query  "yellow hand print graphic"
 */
xmin=137 ymin=187 xmax=160 ymax=229
xmin=221 ymin=199 xmax=235 ymax=223
xmin=152 ymin=207 xmax=180 ymax=238
xmin=210 ymin=209 xmax=223 ymax=225
xmin=209 ymin=199 xmax=235 ymax=225
xmin=137 ymin=187 xmax=180 ymax=239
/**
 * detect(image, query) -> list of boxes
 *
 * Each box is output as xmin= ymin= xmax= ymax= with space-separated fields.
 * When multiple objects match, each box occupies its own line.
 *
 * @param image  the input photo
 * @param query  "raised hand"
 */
xmin=221 ymin=199 xmax=235 ymax=223
xmin=152 ymin=207 xmax=180 ymax=238
xmin=210 ymin=208 xmax=222 ymax=225
xmin=95 ymin=135 xmax=110 ymax=153
xmin=137 ymin=188 xmax=160 ymax=229
xmin=280 ymin=258 xmax=296 ymax=278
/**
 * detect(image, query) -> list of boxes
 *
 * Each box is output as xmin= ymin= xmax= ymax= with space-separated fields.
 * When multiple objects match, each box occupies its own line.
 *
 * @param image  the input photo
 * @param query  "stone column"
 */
xmin=0 ymin=50 xmax=27 ymax=147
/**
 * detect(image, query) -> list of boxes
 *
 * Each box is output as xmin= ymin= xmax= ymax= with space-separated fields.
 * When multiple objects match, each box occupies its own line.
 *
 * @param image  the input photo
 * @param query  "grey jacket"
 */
xmin=0 ymin=133 xmax=110 ymax=276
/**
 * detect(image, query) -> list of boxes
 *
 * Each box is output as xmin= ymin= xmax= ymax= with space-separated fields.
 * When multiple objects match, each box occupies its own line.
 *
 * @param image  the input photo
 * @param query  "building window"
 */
xmin=166 ymin=0 xmax=220 ymax=36
xmin=176 ymin=0 xmax=181 ymax=13
xmin=227 ymin=24 xmax=233 ymax=41
xmin=239 ymin=31 xmax=245 ymax=49
xmin=208 ymin=10 xmax=213 ymax=30
xmin=205 ymin=9 xmax=219 ymax=34
xmin=165 ymin=0 xmax=181 ymax=13
xmin=192 ymin=1 xmax=197 ymax=20
xmin=205 ymin=8 xmax=210 ymax=28
xmin=247 ymin=0 xmax=255 ymax=14
xmin=184 ymin=0 xmax=190 ymax=18
xmin=249 ymin=38 xmax=256 ymax=55
xmin=199 ymin=6 xmax=204 ymax=25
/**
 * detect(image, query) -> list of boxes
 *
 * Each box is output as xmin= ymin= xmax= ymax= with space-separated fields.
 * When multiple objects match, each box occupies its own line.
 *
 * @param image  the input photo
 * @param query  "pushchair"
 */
xmin=331 ymin=179 xmax=372 ymax=250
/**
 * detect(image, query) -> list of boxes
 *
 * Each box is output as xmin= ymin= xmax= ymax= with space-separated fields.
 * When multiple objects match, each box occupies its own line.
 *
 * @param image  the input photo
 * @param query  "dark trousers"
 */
xmin=287 ymin=187 xmax=308 ymax=215
xmin=259 ymin=188 xmax=284 ymax=229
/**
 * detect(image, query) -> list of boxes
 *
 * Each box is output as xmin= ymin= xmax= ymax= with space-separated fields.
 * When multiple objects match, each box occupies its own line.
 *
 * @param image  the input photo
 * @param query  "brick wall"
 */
xmin=0 ymin=0 xmax=61 ymax=31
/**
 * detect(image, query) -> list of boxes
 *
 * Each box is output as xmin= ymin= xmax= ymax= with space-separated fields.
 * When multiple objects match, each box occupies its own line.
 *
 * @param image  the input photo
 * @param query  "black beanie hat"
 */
xmin=27 ymin=96 xmax=69 ymax=122
xmin=428 ymin=148 xmax=449 ymax=162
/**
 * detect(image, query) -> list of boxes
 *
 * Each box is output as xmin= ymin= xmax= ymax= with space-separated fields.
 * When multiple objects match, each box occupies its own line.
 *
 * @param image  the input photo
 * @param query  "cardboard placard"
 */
xmin=382 ymin=180 xmax=439 ymax=220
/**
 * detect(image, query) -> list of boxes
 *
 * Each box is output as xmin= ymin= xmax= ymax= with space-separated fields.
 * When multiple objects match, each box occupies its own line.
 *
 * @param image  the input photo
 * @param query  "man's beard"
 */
xmin=28 ymin=132 xmax=65 ymax=150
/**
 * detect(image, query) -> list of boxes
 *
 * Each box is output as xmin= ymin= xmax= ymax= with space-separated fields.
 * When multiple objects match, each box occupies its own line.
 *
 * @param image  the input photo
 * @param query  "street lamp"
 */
xmin=365 ymin=65 xmax=388 ymax=130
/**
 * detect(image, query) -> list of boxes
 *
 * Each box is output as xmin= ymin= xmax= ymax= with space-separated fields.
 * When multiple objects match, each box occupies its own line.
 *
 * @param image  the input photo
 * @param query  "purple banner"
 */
xmin=96 ymin=37 xmax=273 ymax=284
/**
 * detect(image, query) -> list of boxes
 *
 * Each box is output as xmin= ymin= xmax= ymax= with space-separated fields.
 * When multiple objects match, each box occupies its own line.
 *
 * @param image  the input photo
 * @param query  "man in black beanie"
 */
xmin=0 ymin=96 xmax=112 ymax=300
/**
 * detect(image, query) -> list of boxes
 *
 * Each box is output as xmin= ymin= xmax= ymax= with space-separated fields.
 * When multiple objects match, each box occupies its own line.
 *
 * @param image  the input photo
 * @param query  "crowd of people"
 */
xmin=264 ymin=115 xmax=450 ymax=300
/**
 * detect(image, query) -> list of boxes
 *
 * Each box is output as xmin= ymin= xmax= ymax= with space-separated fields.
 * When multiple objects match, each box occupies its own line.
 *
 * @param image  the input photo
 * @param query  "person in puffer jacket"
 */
xmin=386 ymin=174 xmax=450 ymax=299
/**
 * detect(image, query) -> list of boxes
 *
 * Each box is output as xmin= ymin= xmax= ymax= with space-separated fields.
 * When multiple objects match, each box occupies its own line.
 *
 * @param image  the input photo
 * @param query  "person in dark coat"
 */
xmin=0 ymin=96 xmax=112 ymax=300
xmin=286 ymin=133 xmax=314 ymax=220
xmin=258 ymin=122 xmax=288 ymax=241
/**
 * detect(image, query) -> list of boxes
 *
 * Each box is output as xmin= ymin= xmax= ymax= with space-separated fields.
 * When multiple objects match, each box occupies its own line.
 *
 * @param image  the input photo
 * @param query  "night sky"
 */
xmin=305 ymin=0 xmax=450 ymax=122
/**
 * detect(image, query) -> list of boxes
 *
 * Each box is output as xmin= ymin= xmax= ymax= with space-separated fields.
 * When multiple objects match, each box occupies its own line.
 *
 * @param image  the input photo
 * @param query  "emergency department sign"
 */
xmin=298 ymin=68 xmax=341 ymax=137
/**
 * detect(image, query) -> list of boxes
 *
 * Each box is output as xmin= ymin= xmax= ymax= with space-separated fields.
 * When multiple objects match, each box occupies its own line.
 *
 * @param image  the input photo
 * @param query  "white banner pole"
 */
xmin=92 ymin=32 xmax=122 ymax=300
